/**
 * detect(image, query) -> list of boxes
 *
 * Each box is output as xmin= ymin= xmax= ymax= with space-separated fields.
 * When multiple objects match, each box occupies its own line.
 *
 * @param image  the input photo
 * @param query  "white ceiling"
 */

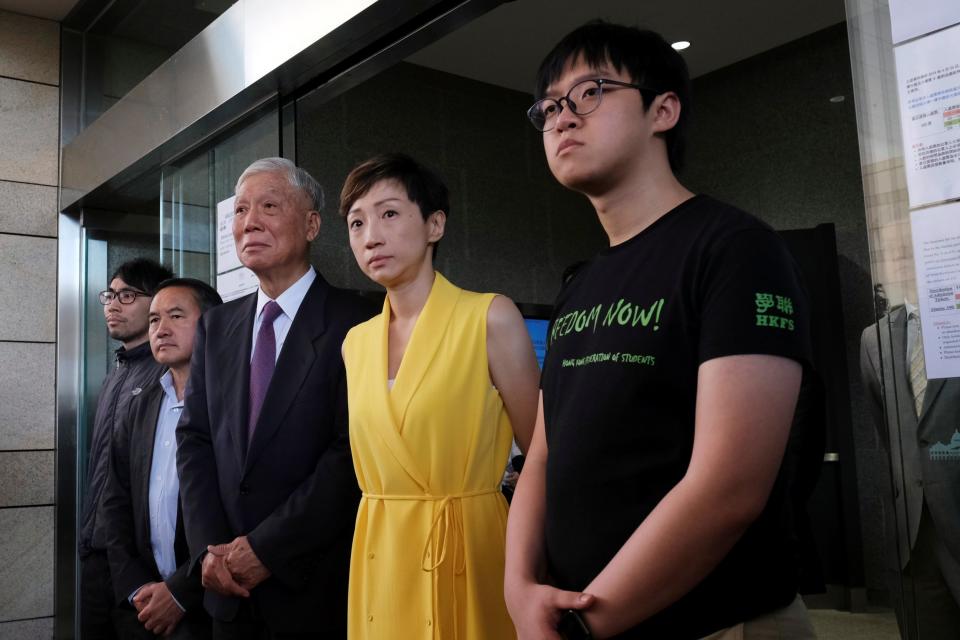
xmin=0 ymin=0 xmax=77 ymax=20
xmin=408 ymin=0 xmax=847 ymax=94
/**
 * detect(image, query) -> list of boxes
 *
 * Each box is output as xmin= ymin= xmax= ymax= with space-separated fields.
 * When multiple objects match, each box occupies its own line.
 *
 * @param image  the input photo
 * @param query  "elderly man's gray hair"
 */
xmin=236 ymin=157 xmax=325 ymax=211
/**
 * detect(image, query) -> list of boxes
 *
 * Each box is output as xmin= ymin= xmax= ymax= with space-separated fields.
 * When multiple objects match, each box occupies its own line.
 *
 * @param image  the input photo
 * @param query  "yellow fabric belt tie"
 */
xmin=361 ymin=488 xmax=500 ymax=573
xmin=362 ymin=488 xmax=499 ymax=640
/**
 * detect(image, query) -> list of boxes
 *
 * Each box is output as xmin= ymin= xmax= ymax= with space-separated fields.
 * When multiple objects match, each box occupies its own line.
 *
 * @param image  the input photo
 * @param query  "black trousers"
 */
xmin=80 ymin=550 xmax=118 ymax=640
xmin=113 ymin=606 xmax=212 ymax=640
xmin=212 ymin=601 xmax=330 ymax=640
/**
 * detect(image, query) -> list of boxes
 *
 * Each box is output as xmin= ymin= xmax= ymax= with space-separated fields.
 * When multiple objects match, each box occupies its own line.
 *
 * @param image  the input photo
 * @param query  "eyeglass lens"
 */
xmin=529 ymin=79 xmax=603 ymax=131
xmin=99 ymin=290 xmax=143 ymax=305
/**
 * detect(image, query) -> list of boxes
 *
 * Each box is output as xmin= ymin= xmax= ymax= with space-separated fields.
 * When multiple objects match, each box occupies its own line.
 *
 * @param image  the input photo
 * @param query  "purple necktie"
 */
xmin=249 ymin=300 xmax=283 ymax=440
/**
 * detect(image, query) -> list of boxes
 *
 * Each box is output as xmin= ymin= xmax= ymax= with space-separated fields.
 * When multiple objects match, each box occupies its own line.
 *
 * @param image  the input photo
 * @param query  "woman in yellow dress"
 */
xmin=339 ymin=153 xmax=539 ymax=639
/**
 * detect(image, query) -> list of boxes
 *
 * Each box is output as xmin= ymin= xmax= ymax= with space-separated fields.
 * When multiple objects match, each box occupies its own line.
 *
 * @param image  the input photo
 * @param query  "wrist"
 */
xmin=504 ymin=572 xmax=537 ymax=599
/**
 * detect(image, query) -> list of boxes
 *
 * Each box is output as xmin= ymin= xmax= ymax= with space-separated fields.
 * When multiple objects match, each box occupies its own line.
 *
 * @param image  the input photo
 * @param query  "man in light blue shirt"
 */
xmin=100 ymin=277 xmax=223 ymax=639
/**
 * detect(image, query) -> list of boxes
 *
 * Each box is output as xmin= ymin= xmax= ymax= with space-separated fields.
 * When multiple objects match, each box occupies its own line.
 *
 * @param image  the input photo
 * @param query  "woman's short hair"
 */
xmin=339 ymin=153 xmax=450 ymax=258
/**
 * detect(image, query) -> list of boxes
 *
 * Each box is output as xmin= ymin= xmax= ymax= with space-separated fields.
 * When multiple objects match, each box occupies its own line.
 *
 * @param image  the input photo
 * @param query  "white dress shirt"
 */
xmin=251 ymin=267 xmax=316 ymax=362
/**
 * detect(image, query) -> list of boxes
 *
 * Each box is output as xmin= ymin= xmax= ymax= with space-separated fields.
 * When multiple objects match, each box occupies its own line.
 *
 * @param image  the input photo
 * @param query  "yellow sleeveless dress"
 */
xmin=343 ymin=272 xmax=516 ymax=640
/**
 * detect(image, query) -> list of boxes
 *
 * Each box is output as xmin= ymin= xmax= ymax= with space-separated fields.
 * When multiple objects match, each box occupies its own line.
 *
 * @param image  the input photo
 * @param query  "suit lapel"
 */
xmin=245 ymin=275 xmax=329 ymax=471
xmin=137 ymin=384 xmax=165 ymax=577
xmin=218 ymin=293 xmax=256 ymax=466
xmin=886 ymin=307 xmax=916 ymax=424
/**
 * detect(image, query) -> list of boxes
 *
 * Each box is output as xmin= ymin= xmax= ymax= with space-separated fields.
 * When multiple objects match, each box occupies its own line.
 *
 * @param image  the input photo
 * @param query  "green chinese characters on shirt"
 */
xmin=755 ymin=292 xmax=795 ymax=331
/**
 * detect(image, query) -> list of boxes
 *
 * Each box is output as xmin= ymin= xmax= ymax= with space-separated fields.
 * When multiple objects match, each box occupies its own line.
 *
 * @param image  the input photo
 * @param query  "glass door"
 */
xmin=160 ymin=106 xmax=280 ymax=287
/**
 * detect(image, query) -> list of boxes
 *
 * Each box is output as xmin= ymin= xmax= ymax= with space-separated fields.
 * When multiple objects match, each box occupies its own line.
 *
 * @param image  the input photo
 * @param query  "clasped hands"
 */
xmin=132 ymin=581 xmax=184 ymax=637
xmin=201 ymin=535 xmax=271 ymax=597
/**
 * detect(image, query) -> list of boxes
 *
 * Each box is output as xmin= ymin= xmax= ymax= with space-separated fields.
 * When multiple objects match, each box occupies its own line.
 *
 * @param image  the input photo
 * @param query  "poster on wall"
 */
xmin=215 ymin=195 xmax=259 ymax=301
xmin=888 ymin=0 xmax=960 ymax=45
xmin=910 ymin=201 xmax=960 ymax=379
xmin=894 ymin=22 xmax=960 ymax=209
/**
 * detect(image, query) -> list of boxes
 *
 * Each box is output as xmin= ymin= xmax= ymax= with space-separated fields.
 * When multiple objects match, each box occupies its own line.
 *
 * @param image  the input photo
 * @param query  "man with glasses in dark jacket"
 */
xmin=79 ymin=257 xmax=172 ymax=639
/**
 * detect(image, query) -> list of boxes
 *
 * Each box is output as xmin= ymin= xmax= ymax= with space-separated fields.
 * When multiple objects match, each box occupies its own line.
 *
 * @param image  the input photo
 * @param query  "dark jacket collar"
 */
xmin=115 ymin=340 xmax=153 ymax=364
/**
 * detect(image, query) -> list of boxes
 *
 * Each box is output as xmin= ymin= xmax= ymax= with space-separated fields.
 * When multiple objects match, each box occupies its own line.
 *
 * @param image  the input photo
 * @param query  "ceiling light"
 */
xmin=671 ymin=41 xmax=691 ymax=51
xmin=829 ymin=95 xmax=846 ymax=103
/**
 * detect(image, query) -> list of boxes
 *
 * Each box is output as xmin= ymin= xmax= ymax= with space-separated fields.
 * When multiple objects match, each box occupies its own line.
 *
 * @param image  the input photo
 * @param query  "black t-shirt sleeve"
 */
xmin=698 ymin=227 xmax=812 ymax=365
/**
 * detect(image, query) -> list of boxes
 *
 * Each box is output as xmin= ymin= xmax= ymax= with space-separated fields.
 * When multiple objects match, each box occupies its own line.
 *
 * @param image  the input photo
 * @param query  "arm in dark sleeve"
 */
xmin=164 ymin=556 xmax=204 ymax=611
xmin=176 ymin=316 xmax=234 ymax=573
xmin=246 ymin=360 xmax=360 ymax=588
xmin=698 ymin=228 xmax=812 ymax=365
xmin=100 ymin=403 xmax=155 ymax=605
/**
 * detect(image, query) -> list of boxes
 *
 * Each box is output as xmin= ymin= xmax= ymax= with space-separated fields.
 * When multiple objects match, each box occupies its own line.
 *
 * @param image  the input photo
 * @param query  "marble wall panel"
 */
xmin=0 ymin=10 xmax=59 ymax=85
xmin=0 ymin=451 xmax=54 ymax=506
xmin=0 ymin=180 xmax=58 ymax=237
xmin=0 ymin=617 xmax=53 ymax=639
xmin=0 ymin=235 xmax=56 ymax=342
xmin=0 ymin=342 xmax=55 ymax=450
xmin=0 ymin=507 xmax=54 ymax=620
xmin=0 ymin=78 xmax=59 ymax=186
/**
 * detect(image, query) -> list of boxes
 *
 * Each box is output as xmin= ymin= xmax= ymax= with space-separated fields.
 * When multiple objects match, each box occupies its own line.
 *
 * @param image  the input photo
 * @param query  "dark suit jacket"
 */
xmin=176 ymin=272 xmax=374 ymax=634
xmin=860 ymin=306 xmax=960 ymax=591
xmin=100 ymin=378 xmax=204 ymax=612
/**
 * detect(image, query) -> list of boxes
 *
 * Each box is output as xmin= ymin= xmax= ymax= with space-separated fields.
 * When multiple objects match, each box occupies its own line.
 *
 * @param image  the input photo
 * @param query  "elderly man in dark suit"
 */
xmin=100 ymin=278 xmax=222 ymax=639
xmin=861 ymin=304 xmax=960 ymax=639
xmin=176 ymin=158 xmax=374 ymax=639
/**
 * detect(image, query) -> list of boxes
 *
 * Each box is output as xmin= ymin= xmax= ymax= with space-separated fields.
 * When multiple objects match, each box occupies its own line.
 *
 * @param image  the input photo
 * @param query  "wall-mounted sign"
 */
xmin=215 ymin=195 xmax=259 ymax=301
xmin=910 ymin=201 xmax=960 ymax=379
xmin=894 ymin=23 xmax=960 ymax=209
xmin=889 ymin=0 xmax=960 ymax=45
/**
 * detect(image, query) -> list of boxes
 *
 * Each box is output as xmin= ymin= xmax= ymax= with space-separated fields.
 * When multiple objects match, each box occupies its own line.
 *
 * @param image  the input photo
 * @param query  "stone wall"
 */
xmin=0 ymin=8 xmax=60 ymax=639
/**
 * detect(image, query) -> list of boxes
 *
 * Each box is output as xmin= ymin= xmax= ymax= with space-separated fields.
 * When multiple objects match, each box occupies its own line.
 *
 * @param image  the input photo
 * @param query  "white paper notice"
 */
xmin=217 ymin=267 xmax=261 ymax=303
xmin=894 ymin=23 xmax=960 ymax=209
xmin=911 ymin=202 xmax=960 ymax=379
xmin=216 ymin=196 xmax=242 ymax=273
xmin=889 ymin=0 xmax=960 ymax=45
xmin=215 ymin=195 xmax=259 ymax=301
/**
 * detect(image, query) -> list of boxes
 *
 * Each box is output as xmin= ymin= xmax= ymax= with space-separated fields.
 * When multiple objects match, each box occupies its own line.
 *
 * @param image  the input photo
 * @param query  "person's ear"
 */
xmin=305 ymin=210 xmax=321 ymax=242
xmin=651 ymin=91 xmax=682 ymax=134
xmin=427 ymin=210 xmax=446 ymax=244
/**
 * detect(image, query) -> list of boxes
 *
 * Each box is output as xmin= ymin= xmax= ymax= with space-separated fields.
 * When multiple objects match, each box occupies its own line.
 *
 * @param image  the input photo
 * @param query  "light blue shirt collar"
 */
xmin=159 ymin=370 xmax=180 ymax=405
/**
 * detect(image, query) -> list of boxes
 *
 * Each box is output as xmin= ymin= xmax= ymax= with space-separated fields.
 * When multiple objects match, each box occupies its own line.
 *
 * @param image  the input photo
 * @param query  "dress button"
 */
xmin=426 ymin=619 xmax=432 ymax=627
xmin=163 ymin=440 xmax=170 ymax=447
xmin=368 ymin=615 xmax=374 ymax=622
xmin=368 ymin=552 xmax=375 ymax=559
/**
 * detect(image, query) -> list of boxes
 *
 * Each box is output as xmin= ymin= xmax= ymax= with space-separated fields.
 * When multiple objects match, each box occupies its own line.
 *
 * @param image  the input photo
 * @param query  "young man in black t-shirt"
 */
xmin=504 ymin=22 xmax=816 ymax=640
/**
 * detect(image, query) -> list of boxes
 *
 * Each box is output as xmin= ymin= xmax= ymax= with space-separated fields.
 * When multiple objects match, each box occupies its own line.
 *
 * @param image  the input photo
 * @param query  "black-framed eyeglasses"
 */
xmin=98 ymin=288 xmax=150 ymax=305
xmin=526 ymin=78 xmax=660 ymax=132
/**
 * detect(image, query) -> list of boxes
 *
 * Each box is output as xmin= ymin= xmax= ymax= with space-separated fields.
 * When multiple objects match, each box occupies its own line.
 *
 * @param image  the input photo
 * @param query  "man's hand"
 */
xmin=201 ymin=546 xmax=250 ymax=598
xmin=133 ymin=582 xmax=185 ymax=637
xmin=505 ymin=579 xmax=594 ymax=640
xmin=131 ymin=585 xmax=151 ymax=613
xmin=220 ymin=535 xmax=271 ymax=589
